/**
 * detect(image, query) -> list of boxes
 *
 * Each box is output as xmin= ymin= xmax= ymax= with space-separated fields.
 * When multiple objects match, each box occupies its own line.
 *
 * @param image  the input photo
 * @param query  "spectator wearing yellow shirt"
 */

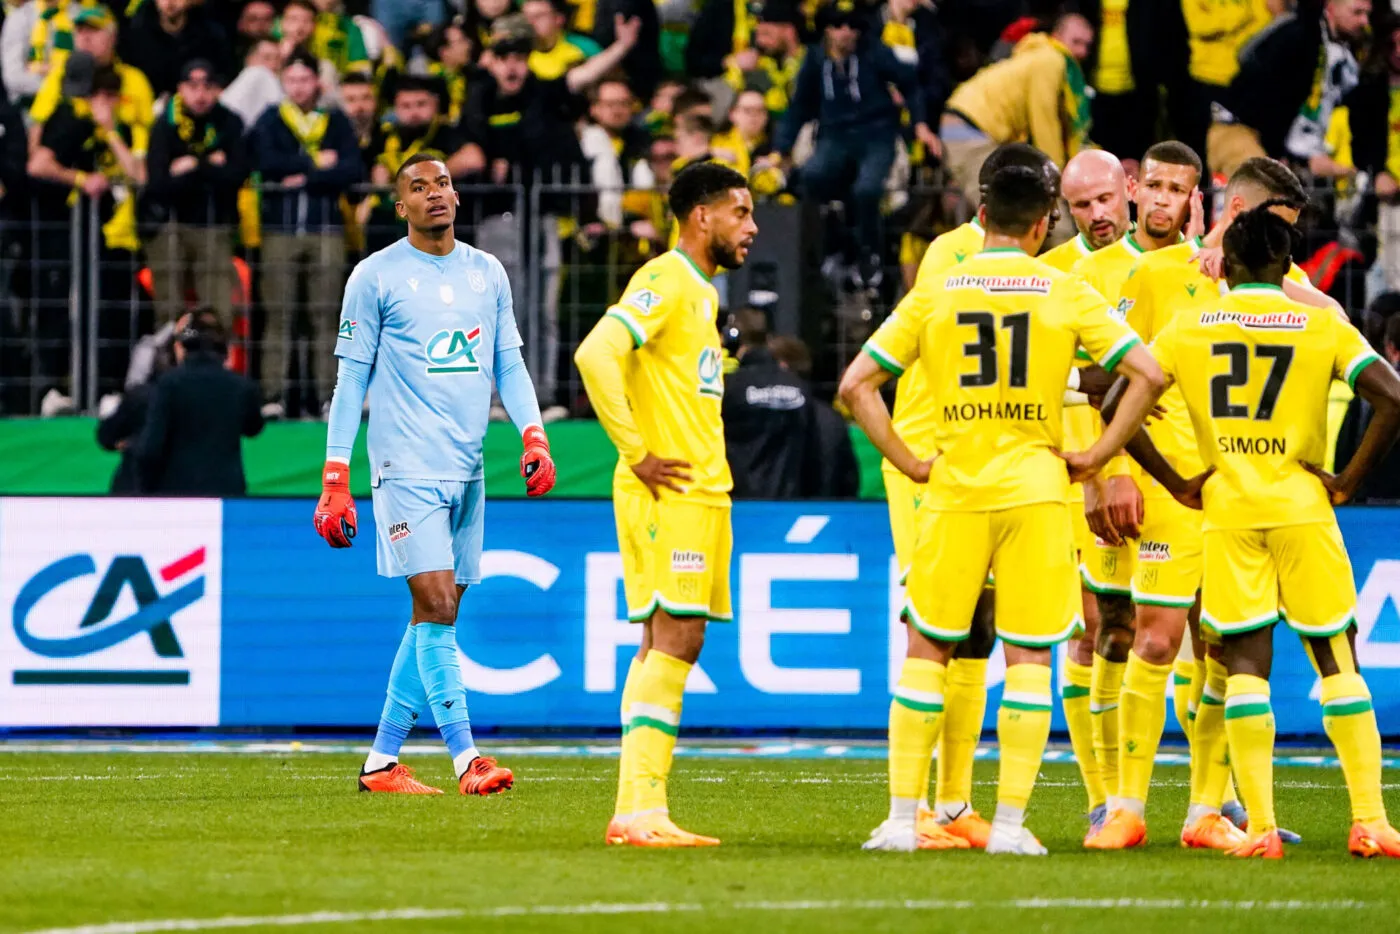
xmin=1184 ymin=0 xmax=1282 ymax=90
xmin=724 ymin=0 xmax=804 ymax=122
xmin=0 ymin=0 xmax=82 ymax=106
xmin=308 ymin=0 xmax=370 ymax=76
xmin=522 ymin=0 xmax=602 ymax=81
xmin=28 ymin=6 xmax=154 ymax=151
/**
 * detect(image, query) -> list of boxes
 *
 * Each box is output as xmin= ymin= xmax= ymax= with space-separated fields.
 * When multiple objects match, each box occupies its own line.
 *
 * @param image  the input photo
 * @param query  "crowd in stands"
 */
xmin=0 ymin=0 xmax=1398 ymax=463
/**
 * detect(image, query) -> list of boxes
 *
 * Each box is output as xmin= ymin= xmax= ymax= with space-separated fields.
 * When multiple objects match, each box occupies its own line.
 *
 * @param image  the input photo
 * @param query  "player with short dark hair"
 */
xmin=575 ymin=160 xmax=756 ymax=847
xmin=1106 ymin=203 xmax=1400 ymax=859
xmin=315 ymin=154 xmax=557 ymax=796
xmin=841 ymin=161 xmax=1167 ymax=856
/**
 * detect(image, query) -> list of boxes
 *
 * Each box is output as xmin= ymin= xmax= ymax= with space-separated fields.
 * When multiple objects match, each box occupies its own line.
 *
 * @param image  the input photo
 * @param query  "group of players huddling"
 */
xmin=310 ymin=139 xmax=1400 ymax=857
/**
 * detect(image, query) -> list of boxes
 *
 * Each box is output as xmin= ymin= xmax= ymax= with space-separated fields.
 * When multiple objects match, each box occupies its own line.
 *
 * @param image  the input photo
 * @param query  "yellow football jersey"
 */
xmin=1039 ymin=230 xmax=1099 ymax=491
xmin=1038 ymin=231 xmax=1095 ymax=271
xmin=1120 ymin=239 xmax=1308 ymax=486
xmin=890 ymin=219 xmax=985 ymax=457
xmin=603 ymin=249 xmax=731 ymax=504
xmin=1150 ymin=282 xmax=1380 ymax=530
xmin=864 ymin=247 xmax=1140 ymax=511
xmin=1183 ymin=0 xmax=1275 ymax=88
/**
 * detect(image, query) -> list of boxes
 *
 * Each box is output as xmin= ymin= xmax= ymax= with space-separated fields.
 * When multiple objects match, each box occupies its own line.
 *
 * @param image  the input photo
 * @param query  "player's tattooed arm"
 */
xmin=838 ymin=351 xmax=932 ymax=484
xmin=1305 ymin=359 xmax=1400 ymax=505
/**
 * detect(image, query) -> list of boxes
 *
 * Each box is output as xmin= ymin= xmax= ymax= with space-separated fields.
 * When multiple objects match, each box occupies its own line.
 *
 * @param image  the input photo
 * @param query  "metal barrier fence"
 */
xmin=0 ymin=178 xmax=1382 ymax=416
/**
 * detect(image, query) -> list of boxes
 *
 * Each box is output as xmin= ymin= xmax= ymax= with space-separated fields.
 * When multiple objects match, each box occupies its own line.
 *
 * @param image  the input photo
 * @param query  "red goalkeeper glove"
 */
xmin=313 ymin=459 xmax=358 ymax=548
xmin=520 ymin=424 xmax=556 ymax=497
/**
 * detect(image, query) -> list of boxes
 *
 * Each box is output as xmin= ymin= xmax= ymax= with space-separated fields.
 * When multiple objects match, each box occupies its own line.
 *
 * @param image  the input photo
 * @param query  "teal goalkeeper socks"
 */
xmin=370 ymin=624 xmax=424 ymax=760
xmin=416 ymin=622 xmax=476 ymax=766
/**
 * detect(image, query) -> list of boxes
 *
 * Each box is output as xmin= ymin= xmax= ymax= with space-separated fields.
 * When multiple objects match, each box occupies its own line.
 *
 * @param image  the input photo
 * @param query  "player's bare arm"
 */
xmin=1304 ymin=358 xmax=1400 ymax=504
xmin=1100 ymin=372 xmax=1213 ymax=510
xmin=838 ymin=353 xmax=932 ymax=484
xmin=1060 ymin=343 xmax=1166 ymax=482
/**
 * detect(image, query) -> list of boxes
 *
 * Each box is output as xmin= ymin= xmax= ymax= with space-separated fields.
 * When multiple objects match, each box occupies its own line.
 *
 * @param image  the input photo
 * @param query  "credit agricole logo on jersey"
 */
xmin=425 ymin=327 xmax=482 ymax=374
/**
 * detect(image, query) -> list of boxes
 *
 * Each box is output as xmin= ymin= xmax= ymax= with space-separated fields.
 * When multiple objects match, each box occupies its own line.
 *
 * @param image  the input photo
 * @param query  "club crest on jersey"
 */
xmin=407 ymin=278 xmax=420 ymax=292
xmin=440 ymin=284 xmax=455 ymax=305
xmin=337 ymin=319 xmax=356 ymax=341
xmin=697 ymin=346 xmax=723 ymax=398
xmin=425 ymin=326 xmax=482 ymax=374
xmin=945 ymin=274 xmax=1051 ymax=295
xmin=468 ymin=270 xmax=486 ymax=293
xmin=622 ymin=288 xmax=664 ymax=315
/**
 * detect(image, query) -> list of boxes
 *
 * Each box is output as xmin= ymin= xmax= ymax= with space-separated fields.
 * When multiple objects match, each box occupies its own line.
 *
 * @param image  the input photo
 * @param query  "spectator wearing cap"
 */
xmin=521 ymin=0 xmax=602 ymax=81
xmin=939 ymin=13 xmax=1094 ymax=211
xmin=118 ymin=0 xmax=233 ymax=98
xmin=28 ymin=6 xmax=154 ymax=151
xmin=770 ymin=0 xmax=938 ymax=289
xmin=423 ymin=17 xmax=475 ymax=123
xmin=144 ymin=59 xmax=249 ymax=328
xmin=134 ymin=309 xmax=265 ymax=497
xmin=307 ymin=0 xmax=371 ymax=77
xmin=28 ymin=58 xmax=150 ymax=414
xmin=250 ymin=49 xmax=362 ymax=416
xmin=1 ymin=0 xmax=76 ymax=107
xmin=723 ymin=0 xmax=805 ymax=122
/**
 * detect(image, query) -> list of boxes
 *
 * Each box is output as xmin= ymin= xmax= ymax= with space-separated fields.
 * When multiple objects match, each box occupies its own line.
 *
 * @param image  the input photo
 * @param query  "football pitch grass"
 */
xmin=4 ymin=743 xmax=1398 ymax=934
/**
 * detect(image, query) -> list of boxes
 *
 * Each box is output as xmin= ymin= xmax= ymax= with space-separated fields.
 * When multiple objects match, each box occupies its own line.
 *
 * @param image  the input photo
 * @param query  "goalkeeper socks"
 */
xmin=996 ymin=664 xmax=1053 ymax=811
xmin=1320 ymin=672 xmax=1387 ymax=824
xmin=614 ymin=657 xmax=644 ymax=818
xmin=1224 ymin=674 xmax=1276 ymax=833
xmin=1190 ymin=656 xmax=1230 ymax=812
xmin=1118 ymin=652 xmax=1172 ymax=813
xmin=1061 ymin=659 xmax=1104 ymax=811
xmin=629 ymin=650 xmax=690 ymax=813
xmin=888 ymin=658 xmax=946 ymax=813
xmin=1090 ymin=654 xmax=1125 ymax=807
xmin=366 ymin=623 xmax=425 ymax=772
xmin=935 ymin=657 xmax=987 ymax=811
xmin=1172 ymin=657 xmax=1196 ymax=739
xmin=416 ymin=622 xmax=478 ymax=777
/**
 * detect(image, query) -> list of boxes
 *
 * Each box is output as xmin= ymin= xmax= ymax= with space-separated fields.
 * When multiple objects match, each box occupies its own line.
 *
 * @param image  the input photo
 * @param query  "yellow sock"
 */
xmin=614 ymin=657 xmax=644 ymax=817
xmin=1062 ymin=659 xmax=1105 ymax=810
xmin=1172 ymin=657 xmax=1196 ymax=739
xmin=1190 ymin=655 xmax=1230 ymax=809
xmin=889 ymin=657 xmax=946 ymax=802
xmin=1118 ymin=652 xmax=1172 ymax=810
xmin=935 ymin=657 xmax=987 ymax=809
xmin=1321 ymin=672 xmax=1387 ymax=824
xmin=629 ymin=651 xmax=691 ymax=813
xmin=997 ymin=663 xmax=1053 ymax=810
xmin=1090 ymin=654 xmax=1126 ymax=802
xmin=1224 ymin=674 xmax=1276 ymax=833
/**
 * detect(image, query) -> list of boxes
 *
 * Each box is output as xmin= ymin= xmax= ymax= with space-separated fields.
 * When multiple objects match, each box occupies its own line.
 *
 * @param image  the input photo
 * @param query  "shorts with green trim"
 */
xmin=1131 ymin=494 xmax=1202 ymax=609
xmin=614 ymin=487 xmax=733 ymax=623
xmin=903 ymin=502 xmax=1082 ymax=647
xmin=1201 ymin=522 xmax=1357 ymax=639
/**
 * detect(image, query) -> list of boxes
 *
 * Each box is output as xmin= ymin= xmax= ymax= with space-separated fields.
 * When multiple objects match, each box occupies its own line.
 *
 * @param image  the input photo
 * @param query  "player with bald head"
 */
xmin=1059 ymin=150 xmax=1133 ymax=254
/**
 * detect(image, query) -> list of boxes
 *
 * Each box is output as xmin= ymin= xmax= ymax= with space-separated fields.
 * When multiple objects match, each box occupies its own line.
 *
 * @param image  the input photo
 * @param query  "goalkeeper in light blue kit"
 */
xmin=314 ymin=152 xmax=557 ymax=796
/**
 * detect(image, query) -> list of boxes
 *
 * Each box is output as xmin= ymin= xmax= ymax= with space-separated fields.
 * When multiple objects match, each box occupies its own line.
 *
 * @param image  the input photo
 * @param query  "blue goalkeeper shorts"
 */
xmin=371 ymin=478 xmax=485 ymax=585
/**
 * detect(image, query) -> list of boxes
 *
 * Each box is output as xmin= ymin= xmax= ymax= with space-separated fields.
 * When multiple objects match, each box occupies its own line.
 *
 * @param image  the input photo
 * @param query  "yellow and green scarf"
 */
xmin=169 ymin=94 xmax=218 ymax=155
xmin=1052 ymin=36 xmax=1092 ymax=153
xmin=375 ymin=117 xmax=443 ymax=174
xmin=28 ymin=0 xmax=73 ymax=74
xmin=426 ymin=62 xmax=467 ymax=123
xmin=311 ymin=10 xmax=370 ymax=75
xmin=279 ymin=99 xmax=329 ymax=155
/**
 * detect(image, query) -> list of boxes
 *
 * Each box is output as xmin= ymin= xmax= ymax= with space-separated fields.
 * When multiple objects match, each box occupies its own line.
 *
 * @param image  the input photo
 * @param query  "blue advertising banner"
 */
xmin=5 ymin=497 xmax=1400 ymax=735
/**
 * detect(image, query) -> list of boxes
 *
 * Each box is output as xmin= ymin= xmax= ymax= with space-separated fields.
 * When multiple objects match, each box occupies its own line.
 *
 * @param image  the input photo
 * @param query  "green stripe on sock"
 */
xmin=1200 ymin=695 xmax=1224 ymax=706
xmin=1224 ymin=703 xmax=1272 ymax=721
xmin=1187 ymin=710 xmax=1197 ymax=721
xmin=894 ymin=696 xmax=943 ymax=714
xmin=1002 ymin=699 xmax=1053 ymax=713
xmin=628 ymin=716 xmax=679 ymax=736
xmin=1173 ymin=673 xmax=1191 ymax=685
xmin=1323 ymin=700 xmax=1374 ymax=717
xmin=1061 ymin=685 xmax=1091 ymax=700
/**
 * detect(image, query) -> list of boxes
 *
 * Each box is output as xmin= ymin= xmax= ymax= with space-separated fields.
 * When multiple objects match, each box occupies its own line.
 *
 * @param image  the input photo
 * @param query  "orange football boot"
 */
xmin=915 ymin=808 xmax=972 ymax=850
xmin=459 ymin=756 xmax=514 ymax=795
xmin=1181 ymin=813 xmax=1247 ymax=850
xmin=623 ymin=811 xmax=720 ymax=847
xmin=942 ymin=811 xmax=992 ymax=849
xmin=1349 ymin=821 xmax=1400 ymax=858
xmin=1083 ymin=809 xmax=1147 ymax=850
xmin=1228 ymin=829 xmax=1284 ymax=859
xmin=357 ymin=763 xmax=443 ymax=794
xmin=605 ymin=816 xmax=631 ymax=845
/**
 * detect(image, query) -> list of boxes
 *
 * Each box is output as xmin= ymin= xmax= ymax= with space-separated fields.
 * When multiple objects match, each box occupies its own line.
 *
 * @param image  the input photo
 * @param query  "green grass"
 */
xmin=3 ymin=750 xmax=1398 ymax=934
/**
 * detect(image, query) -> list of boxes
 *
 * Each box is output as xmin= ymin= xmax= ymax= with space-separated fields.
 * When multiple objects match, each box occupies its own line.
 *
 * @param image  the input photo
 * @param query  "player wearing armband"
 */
xmin=1107 ymin=205 xmax=1400 ymax=859
xmin=314 ymin=153 xmax=557 ymax=796
xmin=841 ymin=161 xmax=1166 ymax=855
xmin=575 ymin=161 xmax=757 ymax=848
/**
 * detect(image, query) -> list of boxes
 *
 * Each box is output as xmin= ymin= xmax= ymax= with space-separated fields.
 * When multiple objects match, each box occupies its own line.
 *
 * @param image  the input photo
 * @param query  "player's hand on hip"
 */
xmin=1172 ymin=467 xmax=1215 ymax=511
xmin=1302 ymin=462 xmax=1357 ymax=506
xmin=1103 ymin=474 xmax=1143 ymax=540
xmin=313 ymin=459 xmax=358 ymax=548
xmin=1056 ymin=448 xmax=1101 ymax=486
xmin=520 ymin=424 xmax=556 ymax=497
xmin=630 ymin=452 xmax=692 ymax=499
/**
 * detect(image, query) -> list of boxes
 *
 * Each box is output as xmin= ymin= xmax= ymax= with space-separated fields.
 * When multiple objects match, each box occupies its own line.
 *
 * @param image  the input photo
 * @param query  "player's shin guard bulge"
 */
xmin=1319 ymin=671 xmax=1390 ymax=834
xmin=1224 ymin=674 xmax=1276 ymax=835
xmin=1118 ymin=652 xmax=1173 ymax=812
xmin=996 ymin=664 xmax=1053 ymax=818
xmin=629 ymin=650 xmax=691 ymax=814
xmin=889 ymin=658 xmax=947 ymax=804
xmin=937 ymin=657 xmax=988 ymax=813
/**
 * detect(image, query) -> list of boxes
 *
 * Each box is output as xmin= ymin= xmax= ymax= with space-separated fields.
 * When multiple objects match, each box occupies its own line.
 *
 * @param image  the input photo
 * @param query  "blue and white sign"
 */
xmin=5 ymin=497 xmax=1400 ymax=736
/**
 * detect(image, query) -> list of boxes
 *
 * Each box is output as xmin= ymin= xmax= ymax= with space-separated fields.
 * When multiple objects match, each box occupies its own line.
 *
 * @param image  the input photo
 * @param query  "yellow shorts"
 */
xmin=614 ymin=489 xmax=733 ymax=622
xmin=883 ymin=464 xmax=922 ymax=577
xmin=1201 ymin=522 xmax=1356 ymax=639
xmin=1132 ymin=495 xmax=1203 ymax=609
xmin=1083 ymin=536 xmax=1135 ymax=597
xmin=904 ymin=502 xmax=1081 ymax=647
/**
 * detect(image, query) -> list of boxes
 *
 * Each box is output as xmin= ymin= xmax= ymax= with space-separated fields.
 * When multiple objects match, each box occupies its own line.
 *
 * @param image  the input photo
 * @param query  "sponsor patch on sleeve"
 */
xmin=622 ymin=288 xmax=665 ymax=315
